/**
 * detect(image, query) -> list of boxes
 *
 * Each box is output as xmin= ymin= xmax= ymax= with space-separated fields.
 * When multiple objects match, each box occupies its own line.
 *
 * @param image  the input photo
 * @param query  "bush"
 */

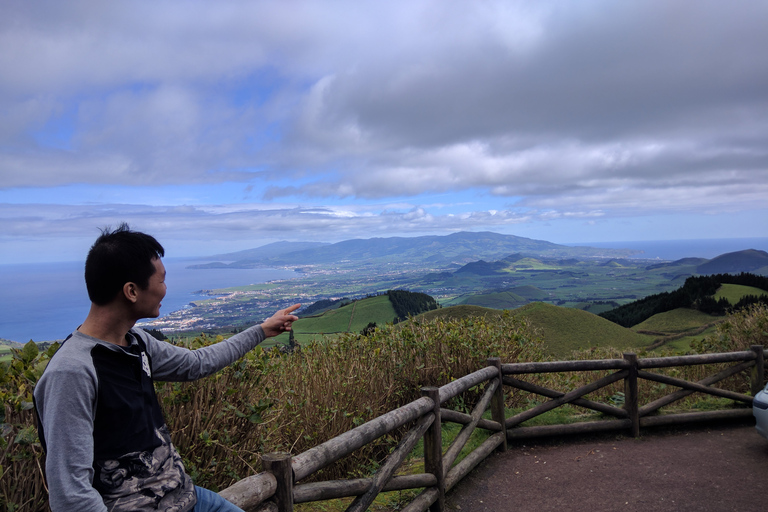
xmin=158 ymin=312 xmax=546 ymax=486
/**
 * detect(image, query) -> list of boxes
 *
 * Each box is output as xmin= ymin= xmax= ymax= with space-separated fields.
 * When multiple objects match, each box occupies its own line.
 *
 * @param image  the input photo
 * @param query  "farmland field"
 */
xmin=0 ymin=345 xmax=12 ymax=364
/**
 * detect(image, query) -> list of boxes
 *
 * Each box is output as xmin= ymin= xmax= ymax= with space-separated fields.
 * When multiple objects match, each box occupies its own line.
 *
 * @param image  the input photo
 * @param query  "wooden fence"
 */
xmin=219 ymin=346 xmax=765 ymax=512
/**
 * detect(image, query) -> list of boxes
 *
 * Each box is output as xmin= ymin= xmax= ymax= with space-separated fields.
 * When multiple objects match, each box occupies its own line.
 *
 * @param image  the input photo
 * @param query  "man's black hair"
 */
xmin=85 ymin=223 xmax=165 ymax=306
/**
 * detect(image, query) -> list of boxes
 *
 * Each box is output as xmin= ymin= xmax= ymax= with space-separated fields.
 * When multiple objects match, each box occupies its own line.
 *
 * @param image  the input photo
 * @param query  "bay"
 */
xmin=0 ymin=258 xmax=300 ymax=343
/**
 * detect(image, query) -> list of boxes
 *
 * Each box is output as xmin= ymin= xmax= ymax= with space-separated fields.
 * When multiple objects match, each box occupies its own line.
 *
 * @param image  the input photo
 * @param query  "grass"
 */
xmin=632 ymin=308 xmax=719 ymax=334
xmin=0 ymin=345 xmax=13 ymax=363
xmin=509 ymin=302 xmax=656 ymax=357
xmin=271 ymin=295 xmax=398 ymax=345
xmin=715 ymin=283 xmax=768 ymax=304
xmin=657 ymin=325 xmax=719 ymax=352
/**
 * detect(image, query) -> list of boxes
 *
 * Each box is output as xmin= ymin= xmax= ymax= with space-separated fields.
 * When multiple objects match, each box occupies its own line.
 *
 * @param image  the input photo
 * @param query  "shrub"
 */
xmin=158 ymin=311 xmax=546 ymax=486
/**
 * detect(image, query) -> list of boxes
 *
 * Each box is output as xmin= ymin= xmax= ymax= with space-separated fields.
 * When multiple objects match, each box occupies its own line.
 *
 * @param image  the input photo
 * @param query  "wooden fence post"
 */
xmin=487 ymin=357 xmax=508 ymax=452
xmin=263 ymin=452 xmax=293 ymax=512
xmin=422 ymin=387 xmax=445 ymax=512
xmin=751 ymin=345 xmax=765 ymax=396
xmin=623 ymin=353 xmax=639 ymax=438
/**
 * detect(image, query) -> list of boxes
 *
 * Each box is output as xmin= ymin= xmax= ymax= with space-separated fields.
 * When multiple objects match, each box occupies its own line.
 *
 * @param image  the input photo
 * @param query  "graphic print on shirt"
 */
xmin=96 ymin=426 xmax=195 ymax=512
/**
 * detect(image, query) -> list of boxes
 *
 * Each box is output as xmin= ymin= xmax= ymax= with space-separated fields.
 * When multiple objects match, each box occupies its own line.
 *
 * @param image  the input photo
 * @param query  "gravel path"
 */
xmin=445 ymin=420 xmax=766 ymax=512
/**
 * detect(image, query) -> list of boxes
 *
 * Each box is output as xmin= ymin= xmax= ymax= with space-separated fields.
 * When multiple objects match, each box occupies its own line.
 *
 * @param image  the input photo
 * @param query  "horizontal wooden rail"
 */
xmin=502 ymin=359 xmax=628 ymax=374
xmin=219 ymin=472 xmax=276 ymax=511
xmin=292 ymin=396 xmax=433 ymax=482
xmin=507 ymin=419 xmax=632 ymax=439
xmin=294 ymin=474 xmax=437 ymax=503
xmin=220 ymin=346 xmax=765 ymax=512
xmin=638 ymin=350 xmax=756 ymax=368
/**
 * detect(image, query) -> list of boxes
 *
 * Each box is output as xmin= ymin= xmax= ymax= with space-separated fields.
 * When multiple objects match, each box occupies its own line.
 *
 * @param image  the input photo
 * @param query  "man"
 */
xmin=34 ymin=224 xmax=300 ymax=512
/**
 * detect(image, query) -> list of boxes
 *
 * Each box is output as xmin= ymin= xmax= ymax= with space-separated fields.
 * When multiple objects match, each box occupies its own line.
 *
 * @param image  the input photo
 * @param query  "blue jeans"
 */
xmin=193 ymin=486 xmax=245 ymax=512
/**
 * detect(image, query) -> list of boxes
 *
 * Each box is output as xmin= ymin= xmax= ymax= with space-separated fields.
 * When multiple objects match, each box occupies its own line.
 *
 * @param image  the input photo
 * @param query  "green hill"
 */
xmin=632 ymin=308 xmax=719 ymax=334
xmin=510 ymin=302 xmax=655 ymax=357
xmin=600 ymin=273 xmax=768 ymax=327
xmin=714 ymin=283 xmax=768 ymax=304
xmin=287 ymin=294 xmax=397 ymax=343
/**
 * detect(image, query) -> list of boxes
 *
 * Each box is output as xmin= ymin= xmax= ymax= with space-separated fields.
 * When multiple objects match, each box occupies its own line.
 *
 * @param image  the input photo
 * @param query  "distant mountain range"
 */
xmin=643 ymin=249 xmax=768 ymax=275
xmin=454 ymin=249 xmax=768 ymax=277
xmin=192 ymin=231 xmax=641 ymax=269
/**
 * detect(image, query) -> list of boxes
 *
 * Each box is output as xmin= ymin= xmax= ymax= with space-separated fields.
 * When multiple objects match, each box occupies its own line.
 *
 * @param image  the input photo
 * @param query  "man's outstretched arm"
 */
xmin=147 ymin=304 xmax=301 ymax=381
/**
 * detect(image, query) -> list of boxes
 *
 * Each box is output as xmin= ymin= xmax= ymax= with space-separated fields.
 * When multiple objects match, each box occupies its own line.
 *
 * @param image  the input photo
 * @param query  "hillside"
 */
xmin=287 ymin=295 xmax=398 ymax=344
xmin=510 ymin=302 xmax=655 ymax=357
xmin=599 ymin=272 xmax=768 ymax=327
xmin=714 ymin=283 xmax=768 ymax=304
xmin=284 ymin=290 xmax=438 ymax=344
xmin=632 ymin=308 xmax=719 ymax=334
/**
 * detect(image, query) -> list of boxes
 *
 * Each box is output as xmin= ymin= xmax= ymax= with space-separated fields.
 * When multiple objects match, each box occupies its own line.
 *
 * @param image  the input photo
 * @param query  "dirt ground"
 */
xmin=445 ymin=419 xmax=767 ymax=512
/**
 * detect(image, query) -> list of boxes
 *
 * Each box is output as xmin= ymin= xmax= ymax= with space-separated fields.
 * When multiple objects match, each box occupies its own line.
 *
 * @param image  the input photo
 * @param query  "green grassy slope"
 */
xmin=509 ymin=302 xmax=655 ymax=357
xmin=632 ymin=308 xmax=720 ymax=334
xmin=714 ymin=283 xmax=768 ymax=304
xmin=274 ymin=291 xmax=730 ymax=357
xmin=0 ymin=345 xmax=12 ymax=364
xmin=287 ymin=294 xmax=398 ymax=343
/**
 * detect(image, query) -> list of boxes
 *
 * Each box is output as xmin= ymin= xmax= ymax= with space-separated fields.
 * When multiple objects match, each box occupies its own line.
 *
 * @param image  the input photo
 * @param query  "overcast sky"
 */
xmin=1 ymin=0 xmax=767 ymax=264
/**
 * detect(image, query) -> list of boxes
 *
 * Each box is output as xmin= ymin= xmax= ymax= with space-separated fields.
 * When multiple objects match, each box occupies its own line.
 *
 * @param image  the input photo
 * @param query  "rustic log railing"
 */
xmin=220 ymin=346 xmax=765 ymax=512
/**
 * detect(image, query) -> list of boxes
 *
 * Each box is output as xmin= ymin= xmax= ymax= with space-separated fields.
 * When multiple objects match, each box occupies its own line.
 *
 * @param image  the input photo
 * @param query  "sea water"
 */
xmin=0 ymin=258 xmax=300 ymax=343
xmin=570 ymin=237 xmax=768 ymax=260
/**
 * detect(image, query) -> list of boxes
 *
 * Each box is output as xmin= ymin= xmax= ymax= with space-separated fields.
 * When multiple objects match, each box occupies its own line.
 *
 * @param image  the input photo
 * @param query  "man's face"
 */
xmin=135 ymin=257 xmax=167 ymax=319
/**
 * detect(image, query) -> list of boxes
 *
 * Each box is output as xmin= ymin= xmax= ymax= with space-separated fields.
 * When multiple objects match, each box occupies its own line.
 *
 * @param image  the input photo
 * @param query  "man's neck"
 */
xmin=78 ymin=303 xmax=137 ymax=347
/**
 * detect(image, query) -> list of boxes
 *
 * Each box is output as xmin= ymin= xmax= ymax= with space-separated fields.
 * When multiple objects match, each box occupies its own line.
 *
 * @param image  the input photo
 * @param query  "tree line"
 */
xmin=387 ymin=289 xmax=440 ymax=322
xmin=599 ymin=273 xmax=768 ymax=328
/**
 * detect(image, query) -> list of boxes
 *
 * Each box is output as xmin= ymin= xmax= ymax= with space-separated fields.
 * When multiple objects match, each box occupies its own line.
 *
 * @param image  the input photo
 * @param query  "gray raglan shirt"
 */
xmin=33 ymin=325 xmax=266 ymax=512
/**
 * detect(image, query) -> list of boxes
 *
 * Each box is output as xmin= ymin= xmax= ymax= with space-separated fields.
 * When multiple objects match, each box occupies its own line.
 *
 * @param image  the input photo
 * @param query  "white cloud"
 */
xmin=1 ymin=0 xmax=768 ymax=261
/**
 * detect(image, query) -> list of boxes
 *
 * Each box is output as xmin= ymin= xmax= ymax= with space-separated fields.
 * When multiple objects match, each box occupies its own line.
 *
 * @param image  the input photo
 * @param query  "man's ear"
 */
xmin=123 ymin=282 xmax=139 ymax=303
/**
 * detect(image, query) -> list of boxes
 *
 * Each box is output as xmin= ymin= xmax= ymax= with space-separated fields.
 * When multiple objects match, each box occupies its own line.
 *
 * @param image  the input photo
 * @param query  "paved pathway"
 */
xmin=445 ymin=421 xmax=767 ymax=512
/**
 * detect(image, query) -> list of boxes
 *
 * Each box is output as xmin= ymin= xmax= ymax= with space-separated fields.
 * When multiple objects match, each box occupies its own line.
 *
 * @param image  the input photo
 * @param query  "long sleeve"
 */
xmin=34 ymin=356 xmax=108 ymax=512
xmin=140 ymin=324 xmax=266 ymax=381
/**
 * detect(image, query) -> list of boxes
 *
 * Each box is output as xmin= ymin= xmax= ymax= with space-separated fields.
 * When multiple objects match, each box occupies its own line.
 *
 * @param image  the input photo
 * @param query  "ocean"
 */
xmin=0 ymin=258 xmax=300 ymax=344
xmin=568 ymin=237 xmax=768 ymax=261
xmin=2 ymin=237 xmax=767 ymax=344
